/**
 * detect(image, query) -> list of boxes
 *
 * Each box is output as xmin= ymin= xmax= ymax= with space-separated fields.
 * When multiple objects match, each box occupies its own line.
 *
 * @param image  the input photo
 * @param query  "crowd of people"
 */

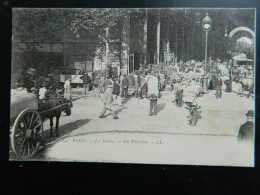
xmin=15 ymin=58 xmax=254 ymax=143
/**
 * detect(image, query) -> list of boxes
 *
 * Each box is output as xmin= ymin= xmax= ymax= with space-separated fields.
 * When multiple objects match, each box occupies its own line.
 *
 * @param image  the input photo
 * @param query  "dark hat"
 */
xmin=245 ymin=110 xmax=254 ymax=117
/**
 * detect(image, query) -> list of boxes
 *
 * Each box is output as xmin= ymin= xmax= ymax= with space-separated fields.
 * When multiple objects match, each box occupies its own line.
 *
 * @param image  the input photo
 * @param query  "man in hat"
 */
xmin=237 ymin=110 xmax=254 ymax=142
xmin=99 ymin=83 xmax=119 ymax=119
xmin=215 ymin=74 xmax=223 ymax=99
xmin=80 ymin=71 xmax=91 ymax=95
xmin=175 ymin=78 xmax=183 ymax=107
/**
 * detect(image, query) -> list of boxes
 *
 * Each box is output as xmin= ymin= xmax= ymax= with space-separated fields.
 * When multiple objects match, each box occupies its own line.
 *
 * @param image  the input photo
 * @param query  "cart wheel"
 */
xmin=11 ymin=109 xmax=43 ymax=159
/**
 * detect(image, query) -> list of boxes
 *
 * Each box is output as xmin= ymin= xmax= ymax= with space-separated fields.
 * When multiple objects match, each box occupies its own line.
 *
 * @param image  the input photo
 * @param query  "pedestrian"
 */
xmin=215 ymin=74 xmax=223 ymax=99
xmin=103 ymin=76 xmax=113 ymax=90
xmin=237 ymin=110 xmax=254 ymax=142
xmin=175 ymin=78 xmax=183 ymax=107
xmin=22 ymin=68 xmax=37 ymax=93
xmin=112 ymin=78 xmax=122 ymax=106
xmin=155 ymin=73 xmax=161 ymax=98
xmin=140 ymin=75 xmax=146 ymax=99
xmin=80 ymin=71 xmax=91 ymax=95
xmin=146 ymin=73 xmax=159 ymax=116
xmin=172 ymin=79 xmax=177 ymax=103
xmin=121 ymin=74 xmax=129 ymax=100
xmin=99 ymin=84 xmax=119 ymax=119
xmin=64 ymin=76 xmax=73 ymax=106
xmin=134 ymin=73 xmax=141 ymax=98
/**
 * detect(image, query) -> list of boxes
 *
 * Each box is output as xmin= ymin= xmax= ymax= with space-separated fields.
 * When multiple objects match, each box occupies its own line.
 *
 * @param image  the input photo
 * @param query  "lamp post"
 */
xmin=201 ymin=12 xmax=212 ymax=94
xmin=202 ymin=12 xmax=212 ymax=74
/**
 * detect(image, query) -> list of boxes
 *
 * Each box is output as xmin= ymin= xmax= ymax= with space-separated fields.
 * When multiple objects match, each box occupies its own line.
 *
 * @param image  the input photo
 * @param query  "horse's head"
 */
xmin=62 ymin=98 xmax=72 ymax=116
xmin=64 ymin=103 xmax=71 ymax=116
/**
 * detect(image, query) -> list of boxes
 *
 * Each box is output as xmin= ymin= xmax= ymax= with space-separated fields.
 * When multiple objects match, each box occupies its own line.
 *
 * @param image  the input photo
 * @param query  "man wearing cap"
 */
xmin=80 ymin=71 xmax=91 ymax=95
xmin=237 ymin=110 xmax=254 ymax=142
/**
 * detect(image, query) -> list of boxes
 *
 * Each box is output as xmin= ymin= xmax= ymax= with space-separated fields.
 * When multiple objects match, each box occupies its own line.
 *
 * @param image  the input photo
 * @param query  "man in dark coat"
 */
xmin=215 ymin=74 xmax=223 ymax=99
xmin=112 ymin=79 xmax=122 ymax=106
xmin=80 ymin=71 xmax=91 ymax=95
xmin=237 ymin=110 xmax=254 ymax=142
xmin=121 ymin=74 xmax=129 ymax=100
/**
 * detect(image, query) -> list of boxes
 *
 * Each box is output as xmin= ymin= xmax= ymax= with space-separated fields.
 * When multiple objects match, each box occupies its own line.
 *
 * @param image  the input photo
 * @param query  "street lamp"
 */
xmin=201 ymin=12 xmax=212 ymax=94
xmin=202 ymin=12 xmax=212 ymax=74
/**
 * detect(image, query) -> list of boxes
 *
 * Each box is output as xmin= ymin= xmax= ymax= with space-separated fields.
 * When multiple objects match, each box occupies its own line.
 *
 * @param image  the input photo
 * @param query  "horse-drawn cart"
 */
xmin=10 ymin=89 xmax=71 ymax=159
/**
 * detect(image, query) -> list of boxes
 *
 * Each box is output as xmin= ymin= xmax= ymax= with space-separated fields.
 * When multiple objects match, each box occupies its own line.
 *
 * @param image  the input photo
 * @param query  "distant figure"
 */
xmin=39 ymin=80 xmax=48 ymax=100
xmin=175 ymin=78 xmax=183 ymax=107
xmin=146 ymin=73 xmax=159 ymax=116
xmin=215 ymin=75 xmax=223 ymax=99
xmin=112 ymin=79 xmax=122 ymax=106
xmin=140 ymin=75 xmax=146 ymax=99
xmin=121 ymin=74 xmax=129 ymax=100
xmin=64 ymin=76 xmax=72 ymax=106
xmin=238 ymin=110 xmax=254 ymax=142
xmin=20 ymin=68 xmax=37 ymax=92
xmin=134 ymin=73 xmax=141 ymax=98
xmin=80 ymin=71 xmax=91 ymax=95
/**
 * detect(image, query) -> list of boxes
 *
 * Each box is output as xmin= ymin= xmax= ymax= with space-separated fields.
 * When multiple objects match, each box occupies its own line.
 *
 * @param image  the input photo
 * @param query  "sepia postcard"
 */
xmin=9 ymin=8 xmax=255 ymax=167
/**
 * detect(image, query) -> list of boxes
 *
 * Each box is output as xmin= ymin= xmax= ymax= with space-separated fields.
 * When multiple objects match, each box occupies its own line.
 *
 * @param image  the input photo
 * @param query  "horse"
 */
xmin=38 ymin=90 xmax=72 ymax=137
